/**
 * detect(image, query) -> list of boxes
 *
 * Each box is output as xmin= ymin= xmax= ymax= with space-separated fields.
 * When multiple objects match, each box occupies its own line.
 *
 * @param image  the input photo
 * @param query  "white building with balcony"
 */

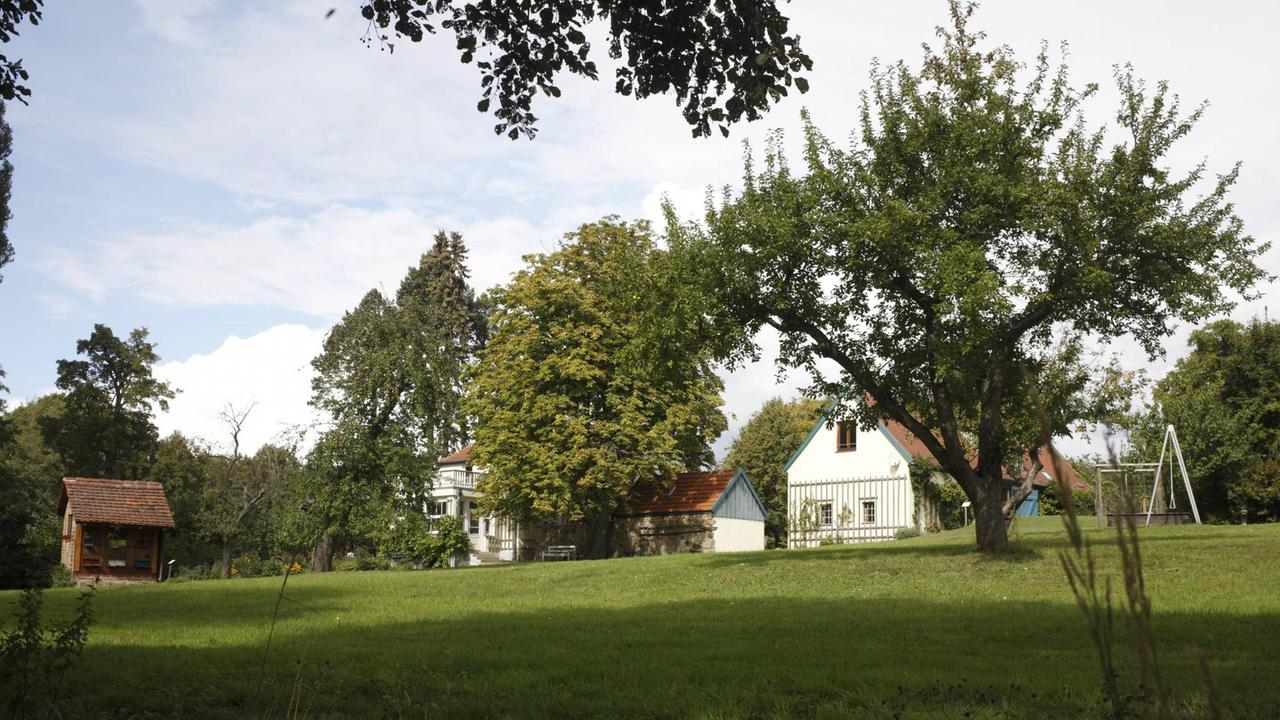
xmin=431 ymin=444 xmax=522 ymax=563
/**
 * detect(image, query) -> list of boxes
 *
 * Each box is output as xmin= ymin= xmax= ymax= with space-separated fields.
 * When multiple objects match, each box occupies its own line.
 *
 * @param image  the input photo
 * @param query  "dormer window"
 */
xmin=836 ymin=421 xmax=857 ymax=452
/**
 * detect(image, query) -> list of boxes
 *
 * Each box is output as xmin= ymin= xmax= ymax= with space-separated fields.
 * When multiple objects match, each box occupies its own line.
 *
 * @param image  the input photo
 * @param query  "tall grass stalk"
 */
xmin=1055 ymin=439 xmax=1173 ymax=719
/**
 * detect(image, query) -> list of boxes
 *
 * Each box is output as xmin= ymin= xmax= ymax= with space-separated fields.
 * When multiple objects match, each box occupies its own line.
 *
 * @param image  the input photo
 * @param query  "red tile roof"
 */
xmin=883 ymin=419 xmax=1087 ymax=490
xmin=439 ymin=444 xmax=473 ymax=464
xmin=58 ymin=477 xmax=176 ymax=528
xmin=883 ymin=419 xmax=936 ymax=460
xmin=1028 ymin=446 xmax=1089 ymax=491
xmin=620 ymin=469 xmax=738 ymax=515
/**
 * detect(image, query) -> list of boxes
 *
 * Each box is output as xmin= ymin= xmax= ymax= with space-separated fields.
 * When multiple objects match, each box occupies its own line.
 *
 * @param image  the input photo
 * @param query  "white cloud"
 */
xmin=711 ymin=327 xmax=832 ymax=461
xmin=155 ymin=324 xmax=326 ymax=454
xmin=45 ymin=205 xmax=542 ymax=319
xmin=34 ymin=293 xmax=84 ymax=320
xmin=118 ymin=0 xmax=505 ymax=206
xmin=132 ymin=0 xmax=220 ymax=46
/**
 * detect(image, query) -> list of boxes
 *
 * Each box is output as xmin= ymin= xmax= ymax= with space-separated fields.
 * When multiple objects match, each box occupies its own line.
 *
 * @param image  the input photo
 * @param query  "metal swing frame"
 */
xmin=1093 ymin=425 xmax=1201 ymax=528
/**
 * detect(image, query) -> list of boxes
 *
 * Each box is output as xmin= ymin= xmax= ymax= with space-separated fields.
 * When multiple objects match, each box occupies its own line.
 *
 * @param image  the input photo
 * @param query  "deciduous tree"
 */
xmin=671 ymin=3 xmax=1266 ymax=552
xmin=1132 ymin=319 xmax=1280 ymax=522
xmin=0 ymin=102 xmax=15 ymax=280
xmin=359 ymin=0 xmax=812 ymax=139
xmin=0 ymin=1 xmax=40 ymax=105
xmin=466 ymin=217 xmax=726 ymax=557
xmin=44 ymin=325 xmax=175 ymax=480
xmin=197 ymin=405 xmax=298 ymax=578
xmin=724 ymin=396 xmax=823 ymax=547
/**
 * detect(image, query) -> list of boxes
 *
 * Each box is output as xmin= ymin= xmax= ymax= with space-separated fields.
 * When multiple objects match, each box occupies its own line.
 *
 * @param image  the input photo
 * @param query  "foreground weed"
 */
xmin=0 ymin=583 xmax=95 ymax=720
xmin=1056 ymin=444 xmax=1223 ymax=720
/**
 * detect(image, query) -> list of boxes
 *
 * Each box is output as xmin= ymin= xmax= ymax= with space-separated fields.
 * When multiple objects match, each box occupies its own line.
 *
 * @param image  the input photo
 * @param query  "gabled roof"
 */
xmin=438 ymin=444 xmax=473 ymax=464
xmin=619 ymin=469 xmax=764 ymax=516
xmin=783 ymin=401 xmax=930 ymax=472
xmin=58 ymin=478 xmax=176 ymax=528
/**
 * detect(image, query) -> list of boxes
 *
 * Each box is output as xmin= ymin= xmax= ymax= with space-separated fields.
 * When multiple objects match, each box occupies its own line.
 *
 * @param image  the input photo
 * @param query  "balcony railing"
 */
xmin=437 ymin=469 xmax=485 ymax=490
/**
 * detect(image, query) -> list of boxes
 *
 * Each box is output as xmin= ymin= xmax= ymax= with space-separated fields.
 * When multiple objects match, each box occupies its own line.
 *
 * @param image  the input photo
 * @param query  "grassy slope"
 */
xmin=5 ymin=518 xmax=1279 ymax=719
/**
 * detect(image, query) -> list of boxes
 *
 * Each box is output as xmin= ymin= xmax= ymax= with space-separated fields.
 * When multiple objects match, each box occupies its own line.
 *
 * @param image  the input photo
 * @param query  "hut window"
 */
xmin=818 ymin=501 xmax=834 ymax=527
xmin=836 ymin=422 xmax=856 ymax=452
xmin=861 ymin=499 xmax=877 ymax=525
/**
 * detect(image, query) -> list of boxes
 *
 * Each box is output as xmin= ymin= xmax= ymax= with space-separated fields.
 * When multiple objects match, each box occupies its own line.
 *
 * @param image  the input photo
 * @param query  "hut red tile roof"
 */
xmin=439 ymin=444 xmax=473 ymax=464
xmin=620 ymin=469 xmax=737 ymax=515
xmin=58 ymin=478 xmax=176 ymax=528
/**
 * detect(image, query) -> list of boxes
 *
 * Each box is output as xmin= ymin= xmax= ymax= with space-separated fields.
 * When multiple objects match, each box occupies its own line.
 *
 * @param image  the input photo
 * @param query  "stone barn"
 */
xmin=612 ymin=469 xmax=766 ymax=556
xmin=58 ymin=477 xmax=176 ymax=583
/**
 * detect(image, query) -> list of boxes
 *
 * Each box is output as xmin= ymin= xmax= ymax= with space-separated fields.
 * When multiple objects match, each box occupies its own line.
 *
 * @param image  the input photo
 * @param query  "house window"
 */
xmin=469 ymin=516 xmax=480 ymax=535
xmin=861 ymin=499 xmax=877 ymax=525
xmin=836 ymin=421 xmax=857 ymax=451
xmin=428 ymin=500 xmax=448 ymax=517
xmin=818 ymin=501 xmax=834 ymax=527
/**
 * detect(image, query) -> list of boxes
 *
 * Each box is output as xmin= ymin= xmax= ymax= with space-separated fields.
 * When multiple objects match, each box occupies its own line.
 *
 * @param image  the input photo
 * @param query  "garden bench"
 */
xmin=541 ymin=545 xmax=577 ymax=561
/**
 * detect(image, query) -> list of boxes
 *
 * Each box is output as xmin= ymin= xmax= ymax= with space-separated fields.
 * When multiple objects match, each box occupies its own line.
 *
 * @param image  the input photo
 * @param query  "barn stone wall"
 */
xmin=610 ymin=513 xmax=715 ymax=557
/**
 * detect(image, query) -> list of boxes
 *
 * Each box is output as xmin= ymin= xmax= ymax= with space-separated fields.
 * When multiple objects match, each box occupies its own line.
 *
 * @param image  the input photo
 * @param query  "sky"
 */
xmin=0 ymin=0 xmax=1277 ymax=459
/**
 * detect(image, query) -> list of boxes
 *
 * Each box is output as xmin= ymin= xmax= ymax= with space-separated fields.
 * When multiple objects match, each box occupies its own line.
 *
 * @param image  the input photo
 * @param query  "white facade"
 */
xmin=430 ymin=457 xmax=521 ymax=563
xmin=713 ymin=516 xmax=766 ymax=552
xmin=785 ymin=410 xmax=921 ymax=547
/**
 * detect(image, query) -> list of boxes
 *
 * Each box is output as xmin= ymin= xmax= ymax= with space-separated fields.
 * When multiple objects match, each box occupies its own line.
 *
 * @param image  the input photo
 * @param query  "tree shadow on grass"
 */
xmin=43 ymin=591 xmax=1280 ymax=719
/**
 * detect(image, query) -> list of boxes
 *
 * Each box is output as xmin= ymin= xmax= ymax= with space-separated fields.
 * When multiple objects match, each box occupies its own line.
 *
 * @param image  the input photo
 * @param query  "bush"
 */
xmin=354 ymin=548 xmax=391 ymax=572
xmin=894 ymin=527 xmax=921 ymax=540
xmin=228 ymin=555 xmax=285 ymax=578
xmin=48 ymin=565 xmax=72 ymax=589
xmin=936 ymin=480 xmax=969 ymax=529
xmin=1040 ymin=483 xmax=1096 ymax=516
xmin=421 ymin=515 xmax=472 ymax=568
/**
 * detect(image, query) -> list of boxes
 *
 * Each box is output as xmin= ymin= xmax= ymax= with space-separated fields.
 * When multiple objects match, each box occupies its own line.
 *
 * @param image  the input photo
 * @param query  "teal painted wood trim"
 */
xmin=877 ymin=421 xmax=914 ymax=464
xmin=781 ymin=404 xmax=834 ymax=472
xmin=712 ymin=469 xmax=768 ymax=520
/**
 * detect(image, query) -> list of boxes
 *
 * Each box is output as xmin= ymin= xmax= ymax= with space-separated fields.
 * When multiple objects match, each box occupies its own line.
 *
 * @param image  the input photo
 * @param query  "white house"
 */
xmin=430 ymin=444 xmax=522 ymax=563
xmin=784 ymin=405 xmax=1084 ymax=547
xmin=430 ymin=446 xmax=767 ymax=561
xmin=784 ymin=409 xmax=927 ymax=547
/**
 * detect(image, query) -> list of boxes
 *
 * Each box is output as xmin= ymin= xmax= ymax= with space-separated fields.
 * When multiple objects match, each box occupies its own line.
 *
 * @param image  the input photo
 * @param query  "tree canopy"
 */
xmin=360 ymin=0 xmax=812 ymax=138
xmin=305 ymin=233 xmax=484 ymax=569
xmin=0 ymin=101 xmax=14 ymax=281
xmin=466 ymin=217 xmax=726 ymax=556
xmin=0 ymin=388 xmax=64 ymax=588
xmin=44 ymin=325 xmax=175 ymax=480
xmin=670 ymin=2 xmax=1267 ymax=552
xmin=1133 ymin=318 xmax=1280 ymax=522
xmin=724 ymin=396 xmax=824 ymax=547
xmin=0 ymin=1 xmax=40 ymax=105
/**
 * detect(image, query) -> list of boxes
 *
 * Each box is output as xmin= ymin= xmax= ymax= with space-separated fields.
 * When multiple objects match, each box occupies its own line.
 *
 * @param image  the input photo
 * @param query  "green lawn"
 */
xmin=5 ymin=518 xmax=1279 ymax=719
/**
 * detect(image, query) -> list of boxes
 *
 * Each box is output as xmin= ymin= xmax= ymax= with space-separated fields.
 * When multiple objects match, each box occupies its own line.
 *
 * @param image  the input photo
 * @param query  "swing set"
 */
xmin=1093 ymin=424 xmax=1201 ymax=528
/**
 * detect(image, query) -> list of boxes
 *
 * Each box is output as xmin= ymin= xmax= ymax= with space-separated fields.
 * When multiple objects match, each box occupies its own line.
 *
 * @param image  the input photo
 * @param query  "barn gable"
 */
xmin=711 ymin=470 xmax=767 ymax=522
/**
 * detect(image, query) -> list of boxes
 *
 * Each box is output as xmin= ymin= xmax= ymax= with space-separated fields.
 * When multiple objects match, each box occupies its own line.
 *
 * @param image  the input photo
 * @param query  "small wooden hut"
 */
xmin=57 ymin=477 xmax=176 ymax=583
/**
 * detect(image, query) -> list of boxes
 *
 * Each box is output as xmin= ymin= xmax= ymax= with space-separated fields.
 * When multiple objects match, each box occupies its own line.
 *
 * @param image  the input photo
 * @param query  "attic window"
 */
xmin=836 ymin=421 xmax=857 ymax=452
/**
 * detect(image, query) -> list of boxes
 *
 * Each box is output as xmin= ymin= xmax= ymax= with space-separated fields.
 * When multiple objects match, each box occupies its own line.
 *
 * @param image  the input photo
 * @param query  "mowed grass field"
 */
xmin=5 ymin=518 xmax=1279 ymax=719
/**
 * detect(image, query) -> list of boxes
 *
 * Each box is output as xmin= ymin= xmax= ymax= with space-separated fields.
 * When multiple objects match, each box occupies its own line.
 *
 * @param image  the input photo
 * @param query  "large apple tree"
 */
xmin=670 ymin=3 xmax=1267 ymax=552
